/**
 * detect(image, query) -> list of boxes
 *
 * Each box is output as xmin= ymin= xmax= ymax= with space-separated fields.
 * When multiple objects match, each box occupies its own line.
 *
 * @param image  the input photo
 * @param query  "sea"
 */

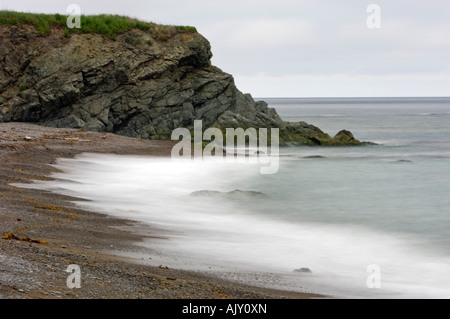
xmin=20 ymin=97 xmax=450 ymax=299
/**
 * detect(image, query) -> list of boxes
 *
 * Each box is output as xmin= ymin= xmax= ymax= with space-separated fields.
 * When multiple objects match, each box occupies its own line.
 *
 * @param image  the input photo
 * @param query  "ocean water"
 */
xmin=20 ymin=97 xmax=450 ymax=298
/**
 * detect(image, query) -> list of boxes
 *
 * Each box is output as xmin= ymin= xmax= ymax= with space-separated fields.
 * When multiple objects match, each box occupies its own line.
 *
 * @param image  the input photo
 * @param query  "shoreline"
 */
xmin=0 ymin=122 xmax=323 ymax=299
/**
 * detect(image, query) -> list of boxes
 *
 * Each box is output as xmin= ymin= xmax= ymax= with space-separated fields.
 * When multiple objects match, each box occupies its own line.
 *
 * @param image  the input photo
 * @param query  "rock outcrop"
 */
xmin=0 ymin=23 xmax=365 ymax=146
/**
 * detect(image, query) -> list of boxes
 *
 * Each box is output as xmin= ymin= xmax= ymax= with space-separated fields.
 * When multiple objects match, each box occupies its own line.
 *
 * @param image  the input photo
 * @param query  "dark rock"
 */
xmin=190 ymin=189 xmax=268 ymax=199
xmin=331 ymin=130 xmax=357 ymax=145
xmin=303 ymin=155 xmax=326 ymax=159
xmin=294 ymin=268 xmax=312 ymax=274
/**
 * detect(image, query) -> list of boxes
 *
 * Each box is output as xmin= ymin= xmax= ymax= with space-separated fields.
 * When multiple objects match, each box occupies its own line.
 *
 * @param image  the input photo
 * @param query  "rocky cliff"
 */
xmin=0 ymin=21 xmax=363 ymax=146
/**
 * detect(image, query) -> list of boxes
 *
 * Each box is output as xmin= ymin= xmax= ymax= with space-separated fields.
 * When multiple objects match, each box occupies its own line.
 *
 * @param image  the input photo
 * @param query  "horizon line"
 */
xmin=256 ymin=96 xmax=450 ymax=99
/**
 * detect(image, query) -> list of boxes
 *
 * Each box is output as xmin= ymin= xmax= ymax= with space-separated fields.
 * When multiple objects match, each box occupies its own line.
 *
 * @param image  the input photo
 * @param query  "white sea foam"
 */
xmin=14 ymin=98 xmax=450 ymax=298
xmin=17 ymin=153 xmax=450 ymax=299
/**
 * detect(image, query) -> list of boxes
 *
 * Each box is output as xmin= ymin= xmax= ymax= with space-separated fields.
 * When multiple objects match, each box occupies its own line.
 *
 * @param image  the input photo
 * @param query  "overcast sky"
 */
xmin=2 ymin=0 xmax=449 ymax=97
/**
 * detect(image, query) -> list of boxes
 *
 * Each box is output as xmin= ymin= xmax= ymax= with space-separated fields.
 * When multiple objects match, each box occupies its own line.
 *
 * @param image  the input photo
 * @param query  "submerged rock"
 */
xmin=190 ymin=189 xmax=268 ymax=199
xmin=294 ymin=268 xmax=313 ymax=274
xmin=303 ymin=155 xmax=326 ymax=159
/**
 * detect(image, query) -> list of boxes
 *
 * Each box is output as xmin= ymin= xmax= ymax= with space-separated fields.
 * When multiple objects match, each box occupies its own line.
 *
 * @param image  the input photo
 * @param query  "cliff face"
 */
xmin=0 ymin=24 xmax=362 ymax=145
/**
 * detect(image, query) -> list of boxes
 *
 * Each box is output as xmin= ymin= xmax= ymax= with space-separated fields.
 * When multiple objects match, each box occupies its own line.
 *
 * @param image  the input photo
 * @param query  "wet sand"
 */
xmin=0 ymin=122 xmax=321 ymax=299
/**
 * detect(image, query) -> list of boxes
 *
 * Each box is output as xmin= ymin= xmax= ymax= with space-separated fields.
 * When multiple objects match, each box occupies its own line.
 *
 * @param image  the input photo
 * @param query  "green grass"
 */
xmin=18 ymin=83 xmax=29 ymax=91
xmin=175 ymin=25 xmax=197 ymax=32
xmin=0 ymin=10 xmax=197 ymax=39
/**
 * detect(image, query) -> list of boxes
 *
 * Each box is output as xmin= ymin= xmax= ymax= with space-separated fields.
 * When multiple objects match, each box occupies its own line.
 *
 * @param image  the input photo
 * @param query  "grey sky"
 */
xmin=1 ymin=0 xmax=449 ymax=97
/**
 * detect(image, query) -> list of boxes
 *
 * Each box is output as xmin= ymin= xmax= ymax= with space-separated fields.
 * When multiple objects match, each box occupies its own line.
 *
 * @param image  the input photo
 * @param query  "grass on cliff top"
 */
xmin=0 ymin=10 xmax=197 ymax=39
